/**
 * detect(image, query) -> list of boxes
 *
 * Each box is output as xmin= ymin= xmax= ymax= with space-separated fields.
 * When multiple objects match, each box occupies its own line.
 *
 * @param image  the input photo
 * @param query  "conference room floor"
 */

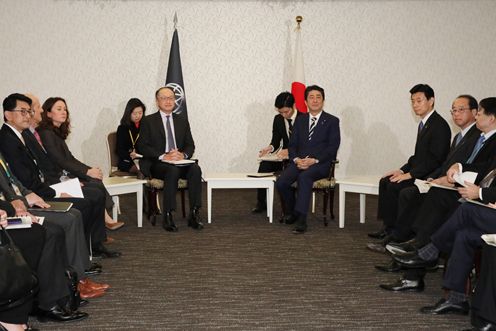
xmin=30 ymin=185 xmax=471 ymax=330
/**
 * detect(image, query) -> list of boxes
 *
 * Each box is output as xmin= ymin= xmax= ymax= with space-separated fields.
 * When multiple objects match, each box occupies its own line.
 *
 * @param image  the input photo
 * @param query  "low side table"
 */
xmin=103 ymin=177 xmax=147 ymax=227
xmin=204 ymin=173 xmax=276 ymax=223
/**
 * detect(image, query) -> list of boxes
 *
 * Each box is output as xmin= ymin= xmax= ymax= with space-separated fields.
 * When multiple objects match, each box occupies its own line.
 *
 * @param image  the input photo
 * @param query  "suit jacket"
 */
xmin=22 ymin=129 xmax=64 ymax=185
xmin=0 ymin=151 xmax=31 ymax=205
xmin=427 ymin=124 xmax=481 ymax=179
xmin=269 ymin=113 xmax=300 ymax=151
xmin=400 ymin=111 xmax=451 ymax=179
xmin=116 ymin=124 xmax=140 ymax=171
xmin=137 ymin=111 xmax=196 ymax=177
xmin=36 ymin=128 xmax=92 ymax=181
xmin=288 ymin=111 xmax=340 ymax=166
xmin=0 ymin=124 xmax=56 ymax=198
xmin=461 ymin=133 xmax=496 ymax=183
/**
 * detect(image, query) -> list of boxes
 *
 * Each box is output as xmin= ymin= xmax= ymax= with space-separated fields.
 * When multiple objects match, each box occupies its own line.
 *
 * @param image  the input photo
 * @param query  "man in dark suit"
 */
xmin=368 ymin=95 xmax=480 ymax=255
xmin=137 ymin=86 xmax=203 ymax=232
xmin=253 ymin=91 xmax=297 ymax=213
xmin=380 ymin=98 xmax=496 ymax=292
xmin=275 ymin=85 xmax=340 ymax=234
xmin=370 ymin=84 xmax=451 ymax=240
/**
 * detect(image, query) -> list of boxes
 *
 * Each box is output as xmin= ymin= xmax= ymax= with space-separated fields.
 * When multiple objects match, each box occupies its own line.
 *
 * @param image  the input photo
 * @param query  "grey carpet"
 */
xmin=29 ymin=185 xmax=471 ymax=330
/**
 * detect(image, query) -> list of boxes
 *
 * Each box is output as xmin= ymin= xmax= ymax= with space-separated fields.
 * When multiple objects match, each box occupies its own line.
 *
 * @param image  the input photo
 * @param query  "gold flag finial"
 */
xmin=296 ymin=16 xmax=303 ymax=28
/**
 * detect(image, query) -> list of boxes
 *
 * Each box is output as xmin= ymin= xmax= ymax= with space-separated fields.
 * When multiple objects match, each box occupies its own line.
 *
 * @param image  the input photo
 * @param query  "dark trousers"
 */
xmin=35 ymin=222 xmax=70 ymax=310
xmin=413 ymin=187 xmax=460 ymax=245
xmin=53 ymin=185 xmax=107 ymax=246
xmin=377 ymin=176 xmax=415 ymax=229
xmin=256 ymin=161 xmax=283 ymax=205
xmin=393 ymin=186 xmax=425 ymax=240
xmin=151 ymin=162 xmax=202 ymax=212
xmin=472 ymin=244 xmax=496 ymax=324
xmin=276 ymin=162 xmax=328 ymax=216
xmin=431 ymin=203 xmax=496 ymax=293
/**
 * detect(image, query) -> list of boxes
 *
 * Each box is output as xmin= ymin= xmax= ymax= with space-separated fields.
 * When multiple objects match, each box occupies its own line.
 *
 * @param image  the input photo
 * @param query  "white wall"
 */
xmin=1 ymin=0 xmax=495 ymax=178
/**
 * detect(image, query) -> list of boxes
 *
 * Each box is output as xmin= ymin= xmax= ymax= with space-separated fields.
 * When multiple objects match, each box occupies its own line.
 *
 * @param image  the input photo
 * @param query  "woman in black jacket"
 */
xmin=116 ymin=98 xmax=146 ymax=175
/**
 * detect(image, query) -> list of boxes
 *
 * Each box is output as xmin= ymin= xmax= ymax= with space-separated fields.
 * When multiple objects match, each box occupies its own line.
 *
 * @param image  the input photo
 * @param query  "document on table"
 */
xmin=247 ymin=173 xmax=274 ymax=178
xmin=162 ymin=159 xmax=196 ymax=166
xmin=258 ymin=154 xmax=285 ymax=162
xmin=50 ymin=178 xmax=84 ymax=198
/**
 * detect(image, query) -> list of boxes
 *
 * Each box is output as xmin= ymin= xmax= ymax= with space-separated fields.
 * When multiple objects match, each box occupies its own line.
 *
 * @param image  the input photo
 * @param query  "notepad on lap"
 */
xmin=29 ymin=201 xmax=73 ymax=213
xmin=50 ymin=178 xmax=84 ymax=198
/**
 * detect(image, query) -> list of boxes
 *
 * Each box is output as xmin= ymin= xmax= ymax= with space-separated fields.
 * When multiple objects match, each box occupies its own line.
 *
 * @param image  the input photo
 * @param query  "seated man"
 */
xmin=253 ymin=91 xmax=297 ymax=213
xmin=393 ymin=196 xmax=496 ymax=316
xmin=137 ymin=86 xmax=203 ymax=232
xmin=368 ymin=94 xmax=480 ymax=256
xmin=276 ymin=85 xmax=340 ymax=234
xmin=370 ymin=84 xmax=451 ymax=240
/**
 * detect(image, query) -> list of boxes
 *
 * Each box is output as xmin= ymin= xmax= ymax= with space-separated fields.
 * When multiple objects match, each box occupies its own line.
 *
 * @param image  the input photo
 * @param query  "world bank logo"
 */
xmin=166 ymin=82 xmax=185 ymax=114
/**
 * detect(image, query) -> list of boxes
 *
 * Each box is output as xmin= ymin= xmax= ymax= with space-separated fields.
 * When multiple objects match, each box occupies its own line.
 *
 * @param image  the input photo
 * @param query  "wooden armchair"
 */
xmin=311 ymin=160 xmax=339 ymax=226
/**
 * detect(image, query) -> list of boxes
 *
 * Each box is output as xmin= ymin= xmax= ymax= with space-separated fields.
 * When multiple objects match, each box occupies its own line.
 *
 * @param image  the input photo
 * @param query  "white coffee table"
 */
xmin=336 ymin=176 xmax=380 ymax=228
xmin=103 ymin=177 xmax=147 ymax=227
xmin=204 ymin=173 xmax=276 ymax=223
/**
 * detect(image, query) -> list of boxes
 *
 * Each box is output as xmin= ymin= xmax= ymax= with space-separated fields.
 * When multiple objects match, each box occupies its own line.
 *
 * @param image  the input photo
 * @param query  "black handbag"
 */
xmin=0 ymin=226 xmax=39 ymax=311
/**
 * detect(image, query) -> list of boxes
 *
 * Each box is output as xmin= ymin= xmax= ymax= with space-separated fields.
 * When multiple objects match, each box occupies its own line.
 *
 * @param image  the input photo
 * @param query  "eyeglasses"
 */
xmin=10 ymin=109 xmax=34 ymax=117
xmin=157 ymin=96 xmax=175 ymax=102
xmin=450 ymin=107 xmax=471 ymax=114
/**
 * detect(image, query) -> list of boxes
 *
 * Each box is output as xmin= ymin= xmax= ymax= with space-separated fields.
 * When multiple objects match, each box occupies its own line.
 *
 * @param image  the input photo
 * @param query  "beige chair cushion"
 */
xmin=312 ymin=178 xmax=336 ymax=189
xmin=146 ymin=178 xmax=188 ymax=190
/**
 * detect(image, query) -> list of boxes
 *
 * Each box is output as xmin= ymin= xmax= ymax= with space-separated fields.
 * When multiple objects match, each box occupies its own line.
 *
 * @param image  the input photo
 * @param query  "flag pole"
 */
xmin=291 ymin=15 xmax=307 ymax=113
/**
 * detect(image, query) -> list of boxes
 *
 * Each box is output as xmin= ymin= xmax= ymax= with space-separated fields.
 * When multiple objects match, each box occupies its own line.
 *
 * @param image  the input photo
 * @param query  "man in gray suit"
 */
xmin=137 ymin=87 xmax=203 ymax=232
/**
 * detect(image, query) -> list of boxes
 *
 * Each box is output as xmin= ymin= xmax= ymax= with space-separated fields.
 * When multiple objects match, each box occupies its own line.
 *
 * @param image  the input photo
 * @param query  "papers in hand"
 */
xmin=453 ymin=171 xmax=478 ymax=186
xmin=162 ymin=159 xmax=196 ymax=166
xmin=414 ymin=179 xmax=457 ymax=194
xmin=258 ymin=154 xmax=285 ymax=162
xmin=50 ymin=178 xmax=84 ymax=198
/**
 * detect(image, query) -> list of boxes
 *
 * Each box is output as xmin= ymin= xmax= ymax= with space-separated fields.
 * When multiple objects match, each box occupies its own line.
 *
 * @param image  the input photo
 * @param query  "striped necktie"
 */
xmin=308 ymin=117 xmax=317 ymax=140
xmin=466 ymin=135 xmax=485 ymax=164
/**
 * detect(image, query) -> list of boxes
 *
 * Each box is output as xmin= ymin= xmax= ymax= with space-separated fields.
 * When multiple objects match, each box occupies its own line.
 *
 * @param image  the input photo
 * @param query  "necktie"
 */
xmin=308 ymin=117 xmax=316 ymax=140
xmin=454 ymin=132 xmax=463 ymax=147
xmin=418 ymin=121 xmax=424 ymax=135
xmin=480 ymin=169 xmax=496 ymax=188
xmin=165 ymin=115 xmax=176 ymax=152
xmin=287 ymin=119 xmax=293 ymax=137
xmin=466 ymin=135 xmax=485 ymax=164
xmin=33 ymin=130 xmax=47 ymax=152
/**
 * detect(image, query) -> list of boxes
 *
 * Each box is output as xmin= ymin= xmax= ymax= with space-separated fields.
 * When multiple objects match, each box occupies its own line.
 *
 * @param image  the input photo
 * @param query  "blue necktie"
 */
xmin=308 ymin=117 xmax=317 ymax=140
xmin=418 ymin=121 xmax=424 ymax=135
xmin=454 ymin=133 xmax=463 ymax=147
xmin=166 ymin=115 xmax=176 ymax=152
xmin=467 ymin=135 xmax=485 ymax=164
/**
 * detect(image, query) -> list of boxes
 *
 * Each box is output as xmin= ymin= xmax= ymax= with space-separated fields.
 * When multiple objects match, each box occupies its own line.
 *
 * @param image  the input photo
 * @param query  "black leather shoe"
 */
xmin=368 ymin=227 xmax=389 ymax=239
xmin=251 ymin=203 xmax=267 ymax=214
xmin=292 ymin=216 xmax=307 ymax=234
xmin=375 ymin=260 xmax=402 ymax=273
xmin=386 ymin=238 xmax=421 ymax=255
xmin=379 ymin=278 xmax=424 ymax=292
xmin=282 ymin=214 xmax=297 ymax=225
xmin=393 ymin=253 xmax=438 ymax=269
xmin=79 ymin=299 xmax=89 ymax=307
xmin=463 ymin=322 xmax=496 ymax=331
xmin=420 ymin=298 xmax=469 ymax=315
xmin=188 ymin=208 xmax=204 ymax=230
xmin=37 ymin=305 xmax=89 ymax=323
xmin=92 ymin=243 xmax=122 ymax=259
xmin=162 ymin=212 xmax=178 ymax=232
